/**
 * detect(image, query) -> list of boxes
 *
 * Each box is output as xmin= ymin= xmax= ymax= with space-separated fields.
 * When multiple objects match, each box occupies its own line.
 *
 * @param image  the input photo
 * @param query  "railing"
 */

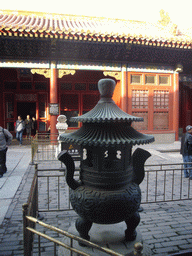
xmin=37 ymin=168 xmax=71 ymax=212
xmin=23 ymin=214 xmax=144 ymax=256
xmin=23 ymin=167 xmax=143 ymax=255
xmin=30 ymin=137 xmax=192 ymax=207
xmin=142 ymin=163 xmax=192 ymax=203
xmin=36 ymin=164 xmax=192 ymax=213
xmin=23 ymin=165 xmax=146 ymax=255
xmin=23 ymin=164 xmax=38 ymax=255
xmin=31 ymin=133 xmax=59 ymax=164
xmin=27 ymin=139 xmax=192 ymax=255
xmin=23 ymin=162 xmax=192 ymax=255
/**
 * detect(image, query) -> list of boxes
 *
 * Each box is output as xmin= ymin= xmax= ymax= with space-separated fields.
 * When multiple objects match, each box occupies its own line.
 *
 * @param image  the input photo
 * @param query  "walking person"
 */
xmin=31 ymin=117 xmax=37 ymax=136
xmin=15 ymin=116 xmax=25 ymax=145
xmin=180 ymin=125 xmax=192 ymax=179
xmin=25 ymin=115 xmax=32 ymax=139
xmin=0 ymin=126 xmax=13 ymax=178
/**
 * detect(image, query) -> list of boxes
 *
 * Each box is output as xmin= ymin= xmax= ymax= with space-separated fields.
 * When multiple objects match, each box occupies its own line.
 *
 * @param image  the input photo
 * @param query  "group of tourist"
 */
xmin=15 ymin=115 xmax=37 ymax=145
xmin=0 ymin=115 xmax=37 ymax=178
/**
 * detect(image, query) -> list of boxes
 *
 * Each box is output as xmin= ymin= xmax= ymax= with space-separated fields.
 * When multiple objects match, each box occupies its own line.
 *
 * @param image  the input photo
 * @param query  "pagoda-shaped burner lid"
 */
xmin=59 ymin=79 xmax=154 ymax=146
xmin=70 ymin=79 xmax=143 ymax=123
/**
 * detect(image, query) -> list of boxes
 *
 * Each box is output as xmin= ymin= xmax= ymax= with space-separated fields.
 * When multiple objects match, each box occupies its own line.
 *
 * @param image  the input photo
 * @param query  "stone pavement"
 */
xmin=0 ymin=141 xmax=31 ymax=225
xmin=0 ymin=139 xmax=192 ymax=255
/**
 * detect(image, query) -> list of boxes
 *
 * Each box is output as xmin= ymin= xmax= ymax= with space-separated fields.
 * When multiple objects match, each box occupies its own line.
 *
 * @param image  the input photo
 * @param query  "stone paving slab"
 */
xmin=0 ymin=145 xmax=31 ymax=226
xmin=139 ymin=200 xmax=192 ymax=255
xmin=0 ymin=177 xmax=23 ymax=199
xmin=58 ymin=223 xmax=151 ymax=256
xmin=0 ymin=199 xmax=12 ymax=225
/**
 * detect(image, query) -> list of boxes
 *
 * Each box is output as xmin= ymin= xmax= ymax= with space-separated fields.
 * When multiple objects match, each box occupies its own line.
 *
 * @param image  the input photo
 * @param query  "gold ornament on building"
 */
xmin=31 ymin=69 xmax=51 ymax=78
xmin=175 ymin=64 xmax=183 ymax=73
xmin=31 ymin=69 xmax=76 ymax=78
xmin=103 ymin=71 xmax=121 ymax=80
xmin=158 ymin=9 xmax=171 ymax=26
xmin=58 ymin=70 xmax=76 ymax=78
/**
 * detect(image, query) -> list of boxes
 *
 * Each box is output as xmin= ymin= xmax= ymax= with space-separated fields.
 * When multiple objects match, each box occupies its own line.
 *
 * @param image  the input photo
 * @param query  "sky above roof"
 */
xmin=1 ymin=0 xmax=192 ymax=29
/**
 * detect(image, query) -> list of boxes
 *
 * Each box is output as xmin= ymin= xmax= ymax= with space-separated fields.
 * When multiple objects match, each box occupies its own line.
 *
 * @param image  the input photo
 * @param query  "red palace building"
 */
xmin=0 ymin=10 xmax=192 ymax=142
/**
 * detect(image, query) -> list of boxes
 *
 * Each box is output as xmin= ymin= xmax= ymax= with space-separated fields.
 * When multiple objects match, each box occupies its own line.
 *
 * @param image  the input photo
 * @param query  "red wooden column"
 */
xmin=121 ymin=65 xmax=128 ymax=112
xmin=50 ymin=63 xmax=58 ymax=136
xmin=173 ymin=72 xmax=179 ymax=141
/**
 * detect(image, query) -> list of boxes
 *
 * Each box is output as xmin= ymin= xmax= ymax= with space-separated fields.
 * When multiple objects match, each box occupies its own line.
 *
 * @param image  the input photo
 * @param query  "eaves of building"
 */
xmin=0 ymin=9 xmax=192 ymax=50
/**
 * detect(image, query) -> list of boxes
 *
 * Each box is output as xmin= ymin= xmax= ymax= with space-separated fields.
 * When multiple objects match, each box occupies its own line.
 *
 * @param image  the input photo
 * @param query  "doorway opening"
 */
xmin=17 ymin=102 xmax=36 ymax=122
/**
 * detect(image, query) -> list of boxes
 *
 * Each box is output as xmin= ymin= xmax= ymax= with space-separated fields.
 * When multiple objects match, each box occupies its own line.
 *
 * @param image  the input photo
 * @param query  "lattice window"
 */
xmin=89 ymin=83 xmax=98 ymax=91
xmin=159 ymin=76 xmax=169 ymax=85
xmin=75 ymin=83 xmax=86 ymax=91
xmin=60 ymin=83 xmax=72 ymax=91
xmin=153 ymin=112 xmax=169 ymax=130
xmin=60 ymin=94 xmax=79 ymax=127
xmin=83 ymin=94 xmax=100 ymax=111
xmin=153 ymin=90 xmax=169 ymax=109
xmin=132 ymin=112 xmax=148 ymax=130
xmin=131 ymin=75 xmax=141 ymax=84
xmin=132 ymin=90 xmax=148 ymax=109
xmin=145 ymin=75 xmax=156 ymax=84
xmin=4 ymin=81 xmax=17 ymax=90
xmin=60 ymin=94 xmax=79 ymax=110
xmin=16 ymin=94 xmax=37 ymax=101
xmin=20 ymin=82 xmax=32 ymax=90
xmin=35 ymin=82 xmax=48 ymax=90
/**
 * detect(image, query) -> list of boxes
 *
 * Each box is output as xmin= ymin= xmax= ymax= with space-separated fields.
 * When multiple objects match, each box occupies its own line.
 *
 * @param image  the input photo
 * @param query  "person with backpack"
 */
xmin=0 ymin=126 xmax=13 ymax=178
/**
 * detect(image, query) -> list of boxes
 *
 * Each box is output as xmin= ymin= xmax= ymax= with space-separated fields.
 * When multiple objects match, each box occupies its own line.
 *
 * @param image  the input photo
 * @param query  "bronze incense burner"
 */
xmin=58 ymin=78 xmax=154 ymax=242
